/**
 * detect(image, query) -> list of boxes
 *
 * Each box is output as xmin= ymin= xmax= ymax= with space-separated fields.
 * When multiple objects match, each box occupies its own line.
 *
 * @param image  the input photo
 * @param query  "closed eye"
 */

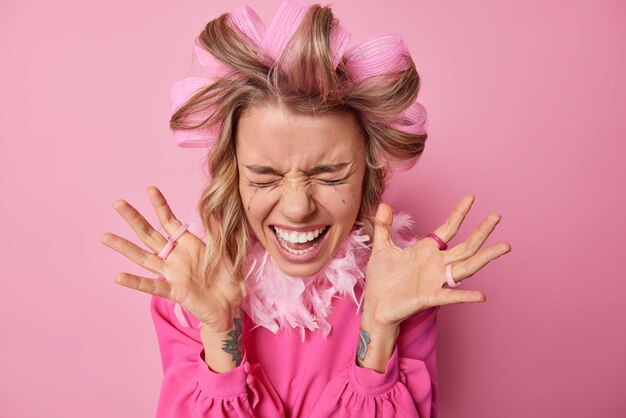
xmin=249 ymin=180 xmax=280 ymax=188
xmin=249 ymin=177 xmax=347 ymax=188
xmin=316 ymin=178 xmax=346 ymax=185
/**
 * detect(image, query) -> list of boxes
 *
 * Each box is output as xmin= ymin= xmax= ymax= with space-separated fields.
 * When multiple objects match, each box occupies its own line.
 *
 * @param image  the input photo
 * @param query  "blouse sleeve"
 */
xmin=310 ymin=306 xmax=440 ymax=418
xmin=149 ymin=295 xmax=285 ymax=418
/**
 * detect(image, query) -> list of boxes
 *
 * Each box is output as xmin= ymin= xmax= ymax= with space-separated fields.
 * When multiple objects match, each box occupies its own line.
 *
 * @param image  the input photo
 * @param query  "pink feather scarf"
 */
xmin=242 ymin=212 xmax=416 ymax=341
xmin=242 ymin=224 xmax=370 ymax=341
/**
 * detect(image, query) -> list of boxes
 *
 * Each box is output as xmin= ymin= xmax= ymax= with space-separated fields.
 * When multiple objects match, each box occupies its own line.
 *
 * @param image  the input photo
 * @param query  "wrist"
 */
xmin=200 ymin=313 xmax=244 ymax=373
xmin=360 ymin=308 xmax=400 ymax=340
xmin=357 ymin=307 xmax=399 ymax=373
xmin=361 ymin=299 xmax=401 ymax=334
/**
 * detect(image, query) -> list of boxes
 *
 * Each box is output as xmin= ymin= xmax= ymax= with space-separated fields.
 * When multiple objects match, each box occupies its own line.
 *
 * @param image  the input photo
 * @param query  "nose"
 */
xmin=280 ymin=183 xmax=316 ymax=222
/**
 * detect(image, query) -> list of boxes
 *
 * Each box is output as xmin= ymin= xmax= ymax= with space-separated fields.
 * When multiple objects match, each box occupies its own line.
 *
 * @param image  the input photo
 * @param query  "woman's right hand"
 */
xmin=100 ymin=186 xmax=242 ymax=333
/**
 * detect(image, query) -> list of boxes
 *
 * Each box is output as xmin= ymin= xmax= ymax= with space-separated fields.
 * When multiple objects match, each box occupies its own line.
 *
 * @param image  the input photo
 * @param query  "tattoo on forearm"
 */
xmin=221 ymin=315 xmax=243 ymax=366
xmin=356 ymin=328 xmax=371 ymax=365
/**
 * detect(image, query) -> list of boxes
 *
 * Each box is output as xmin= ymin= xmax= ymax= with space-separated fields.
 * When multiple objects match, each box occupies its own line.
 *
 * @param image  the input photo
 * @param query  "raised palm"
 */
xmin=100 ymin=186 xmax=241 ymax=332
xmin=364 ymin=194 xmax=512 ymax=328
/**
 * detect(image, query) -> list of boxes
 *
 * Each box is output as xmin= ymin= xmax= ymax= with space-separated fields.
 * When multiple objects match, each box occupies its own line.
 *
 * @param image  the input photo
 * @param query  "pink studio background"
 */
xmin=1 ymin=0 xmax=624 ymax=417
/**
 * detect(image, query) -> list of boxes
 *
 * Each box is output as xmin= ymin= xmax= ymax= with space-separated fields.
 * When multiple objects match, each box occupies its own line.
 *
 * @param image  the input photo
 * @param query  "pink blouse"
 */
xmin=150 ymin=283 xmax=439 ymax=417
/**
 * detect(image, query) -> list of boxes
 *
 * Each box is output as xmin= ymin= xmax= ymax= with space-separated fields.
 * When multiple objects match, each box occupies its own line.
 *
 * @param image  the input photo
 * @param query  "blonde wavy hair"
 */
xmin=170 ymin=4 xmax=427 ymax=292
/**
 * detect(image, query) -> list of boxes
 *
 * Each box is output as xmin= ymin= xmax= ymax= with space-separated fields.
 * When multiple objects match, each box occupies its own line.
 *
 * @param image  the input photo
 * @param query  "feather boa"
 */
xmin=242 ymin=224 xmax=370 ymax=342
xmin=242 ymin=212 xmax=418 ymax=342
xmin=172 ymin=209 xmax=417 ymax=342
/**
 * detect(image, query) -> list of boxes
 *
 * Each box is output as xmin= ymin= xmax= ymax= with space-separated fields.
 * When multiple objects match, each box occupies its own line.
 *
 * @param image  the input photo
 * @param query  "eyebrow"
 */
xmin=244 ymin=162 xmax=351 ymax=176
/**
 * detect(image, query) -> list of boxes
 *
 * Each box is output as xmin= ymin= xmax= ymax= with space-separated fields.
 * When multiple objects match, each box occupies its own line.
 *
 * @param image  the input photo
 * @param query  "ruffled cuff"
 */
xmin=196 ymin=348 xmax=254 ymax=398
xmin=309 ymin=345 xmax=424 ymax=416
xmin=349 ymin=344 xmax=401 ymax=396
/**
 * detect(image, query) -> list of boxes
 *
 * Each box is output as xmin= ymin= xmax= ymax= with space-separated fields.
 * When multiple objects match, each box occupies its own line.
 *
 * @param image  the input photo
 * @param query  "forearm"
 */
xmin=356 ymin=308 xmax=400 ymax=373
xmin=200 ymin=313 xmax=244 ymax=374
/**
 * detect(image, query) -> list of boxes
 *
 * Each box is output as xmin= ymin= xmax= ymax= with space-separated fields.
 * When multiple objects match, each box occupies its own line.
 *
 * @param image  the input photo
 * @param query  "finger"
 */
xmin=445 ymin=212 xmax=502 ymax=263
xmin=447 ymin=242 xmax=512 ymax=283
xmin=112 ymin=199 xmax=168 ymax=253
xmin=430 ymin=288 xmax=487 ymax=307
xmin=101 ymin=232 xmax=165 ymax=277
xmin=372 ymin=203 xmax=396 ymax=250
xmin=115 ymin=272 xmax=172 ymax=299
xmin=147 ymin=186 xmax=186 ymax=238
xmin=433 ymin=194 xmax=475 ymax=243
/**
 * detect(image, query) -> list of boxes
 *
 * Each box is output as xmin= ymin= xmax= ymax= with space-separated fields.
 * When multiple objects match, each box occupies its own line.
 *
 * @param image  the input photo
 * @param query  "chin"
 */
xmin=271 ymin=256 xmax=331 ymax=278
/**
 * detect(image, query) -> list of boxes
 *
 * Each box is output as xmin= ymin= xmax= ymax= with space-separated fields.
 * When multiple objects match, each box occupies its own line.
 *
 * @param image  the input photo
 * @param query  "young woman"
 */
xmin=101 ymin=0 xmax=511 ymax=416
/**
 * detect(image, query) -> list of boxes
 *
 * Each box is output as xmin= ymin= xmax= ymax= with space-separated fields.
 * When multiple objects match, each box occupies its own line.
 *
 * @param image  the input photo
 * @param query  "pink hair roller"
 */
xmin=172 ymin=4 xmax=269 ymax=148
xmin=392 ymin=100 xmax=428 ymax=136
xmin=386 ymin=100 xmax=428 ymax=172
xmin=230 ymin=5 xmax=266 ymax=47
xmin=262 ymin=0 xmax=309 ymax=64
xmin=344 ymin=32 xmax=426 ymax=173
xmin=194 ymin=5 xmax=266 ymax=78
xmin=344 ymin=33 xmax=412 ymax=81
xmin=261 ymin=0 xmax=351 ymax=72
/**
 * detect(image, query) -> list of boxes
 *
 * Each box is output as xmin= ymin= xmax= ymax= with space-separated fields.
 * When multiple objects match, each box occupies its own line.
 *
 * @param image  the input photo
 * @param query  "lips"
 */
xmin=268 ymin=224 xmax=331 ymax=262
xmin=273 ymin=225 xmax=328 ymax=246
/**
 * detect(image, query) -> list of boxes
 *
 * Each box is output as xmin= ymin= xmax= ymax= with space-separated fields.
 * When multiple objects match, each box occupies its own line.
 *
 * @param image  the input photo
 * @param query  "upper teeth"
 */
xmin=273 ymin=226 xmax=327 ymax=243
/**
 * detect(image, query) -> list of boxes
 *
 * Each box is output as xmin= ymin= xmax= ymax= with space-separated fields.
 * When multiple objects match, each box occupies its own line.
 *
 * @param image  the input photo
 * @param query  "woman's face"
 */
xmin=236 ymin=101 xmax=367 ymax=277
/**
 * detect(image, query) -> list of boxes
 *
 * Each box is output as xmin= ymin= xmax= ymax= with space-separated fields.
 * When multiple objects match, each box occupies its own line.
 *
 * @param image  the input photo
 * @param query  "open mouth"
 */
xmin=271 ymin=225 xmax=330 ymax=255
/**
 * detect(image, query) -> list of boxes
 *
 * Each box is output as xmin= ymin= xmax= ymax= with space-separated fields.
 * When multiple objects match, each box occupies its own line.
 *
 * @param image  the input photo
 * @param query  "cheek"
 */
xmin=315 ymin=184 xmax=362 ymax=217
xmin=242 ymin=187 xmax=258 ymax=212
xmin=241 ymin=187 xmax=278 ymax=222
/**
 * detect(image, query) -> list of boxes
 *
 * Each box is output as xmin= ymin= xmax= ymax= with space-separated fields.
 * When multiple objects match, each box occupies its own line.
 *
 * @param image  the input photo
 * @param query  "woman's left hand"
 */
xmin=363 ymin=194 xmax=511 ymax=329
